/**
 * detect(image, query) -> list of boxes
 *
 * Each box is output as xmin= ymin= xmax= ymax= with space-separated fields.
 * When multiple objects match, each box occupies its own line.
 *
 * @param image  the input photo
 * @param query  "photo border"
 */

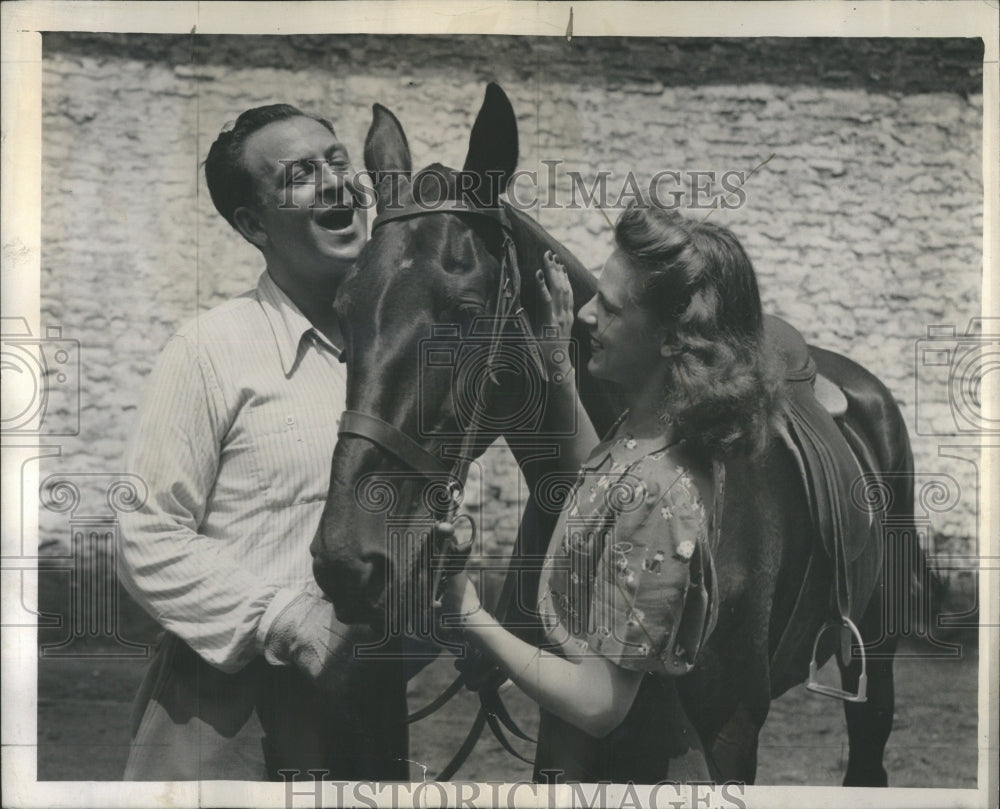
xmin=2 ymin=2 xmax=997 ymax=807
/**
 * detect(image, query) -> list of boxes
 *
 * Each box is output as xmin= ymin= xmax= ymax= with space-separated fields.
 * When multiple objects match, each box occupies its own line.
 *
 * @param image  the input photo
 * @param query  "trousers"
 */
xmin=124 ymin=633 xmax=409 ymax=781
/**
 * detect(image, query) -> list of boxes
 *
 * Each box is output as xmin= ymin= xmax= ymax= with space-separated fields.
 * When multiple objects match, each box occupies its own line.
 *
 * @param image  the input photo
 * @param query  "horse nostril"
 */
xmin=313 ymin=555 xmax=378 ymax=625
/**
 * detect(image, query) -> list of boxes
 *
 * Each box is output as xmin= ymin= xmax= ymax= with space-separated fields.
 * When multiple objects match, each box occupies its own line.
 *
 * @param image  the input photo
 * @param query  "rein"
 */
xmin=336 ymin=198 xmax=540 ymax=774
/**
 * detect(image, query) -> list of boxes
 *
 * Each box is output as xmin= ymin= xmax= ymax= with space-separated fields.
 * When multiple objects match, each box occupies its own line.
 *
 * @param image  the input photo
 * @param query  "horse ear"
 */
xmin=364 ymin=103 xmax=412 ymax=206
xmin=462 ymin=82 xmax=518 ymax=203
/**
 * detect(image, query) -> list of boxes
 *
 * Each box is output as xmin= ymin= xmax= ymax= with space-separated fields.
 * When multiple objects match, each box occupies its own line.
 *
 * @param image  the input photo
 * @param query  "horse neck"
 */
xmin=501 ymin=203 xmax=624 ymax=453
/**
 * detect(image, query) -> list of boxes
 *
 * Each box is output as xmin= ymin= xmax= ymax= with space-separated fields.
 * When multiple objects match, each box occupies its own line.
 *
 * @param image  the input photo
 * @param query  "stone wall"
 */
xmin=36 ymin=34 xmax=984 ymax=573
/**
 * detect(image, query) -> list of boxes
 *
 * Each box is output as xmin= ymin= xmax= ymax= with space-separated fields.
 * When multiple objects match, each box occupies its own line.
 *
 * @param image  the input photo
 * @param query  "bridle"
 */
xmin=337 ymin=198 xmax=542 ymax=598
xmin=335 ymin=197 xmax=540 ymax=775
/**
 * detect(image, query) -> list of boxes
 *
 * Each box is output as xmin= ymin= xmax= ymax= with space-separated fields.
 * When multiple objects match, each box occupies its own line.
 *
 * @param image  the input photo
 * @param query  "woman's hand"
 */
xmin=434 ymin=570 xmax=484 ymax=648
xmin=430 ymin=520 xmax=484 ymax=641
xmin=535 ymin=250 xmax=574 ymax=340
xmin=535 ymin=251 xmax=576 ymax=383
xmin=440 ymin=571 xmax=483 ymax=626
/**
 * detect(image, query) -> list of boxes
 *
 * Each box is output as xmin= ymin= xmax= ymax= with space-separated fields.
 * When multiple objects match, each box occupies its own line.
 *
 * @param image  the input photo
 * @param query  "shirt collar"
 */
xmin=256 ymin=271 xmax=341 ymax=375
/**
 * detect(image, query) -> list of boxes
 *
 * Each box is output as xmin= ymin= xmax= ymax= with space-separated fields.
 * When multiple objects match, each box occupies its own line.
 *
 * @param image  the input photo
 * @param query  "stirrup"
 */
xmin=806 ymin=616 xmax=868 ymax=703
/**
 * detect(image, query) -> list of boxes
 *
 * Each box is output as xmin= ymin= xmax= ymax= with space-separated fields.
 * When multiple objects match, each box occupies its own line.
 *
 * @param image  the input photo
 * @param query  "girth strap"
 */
xmin=338 ymin=410 xmax=449 ymax=478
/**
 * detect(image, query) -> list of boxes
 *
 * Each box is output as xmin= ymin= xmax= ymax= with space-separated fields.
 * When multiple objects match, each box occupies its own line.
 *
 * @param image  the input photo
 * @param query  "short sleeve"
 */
xmin=585 ymin=464 xmax=708 ymax=675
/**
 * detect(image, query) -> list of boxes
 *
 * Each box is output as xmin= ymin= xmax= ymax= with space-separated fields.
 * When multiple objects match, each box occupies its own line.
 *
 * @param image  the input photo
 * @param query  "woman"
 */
xmin=440 ymin=202 xmax=781 ymax=783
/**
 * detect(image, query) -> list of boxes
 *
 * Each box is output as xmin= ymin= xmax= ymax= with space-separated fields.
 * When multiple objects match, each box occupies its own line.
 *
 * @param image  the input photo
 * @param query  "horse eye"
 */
xmin=443 ymin=262 xmax=472 ymax=276
xmin=457 ymin=301 xmax=485 ymax=319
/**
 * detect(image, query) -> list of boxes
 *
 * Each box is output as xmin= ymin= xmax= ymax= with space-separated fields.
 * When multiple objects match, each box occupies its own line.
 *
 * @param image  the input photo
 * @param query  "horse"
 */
xmin=311 ymin=83 xmax=922 ymax=786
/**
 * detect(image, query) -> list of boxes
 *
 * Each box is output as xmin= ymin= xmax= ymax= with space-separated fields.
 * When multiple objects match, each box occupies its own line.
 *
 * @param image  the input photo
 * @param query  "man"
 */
xmin=119 ymin=104 xmax=409 ymax=780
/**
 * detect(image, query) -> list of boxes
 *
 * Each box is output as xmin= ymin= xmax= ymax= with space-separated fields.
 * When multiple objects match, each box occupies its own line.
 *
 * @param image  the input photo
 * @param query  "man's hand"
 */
xmin=263 ymin=591 xmax=369 ymax=694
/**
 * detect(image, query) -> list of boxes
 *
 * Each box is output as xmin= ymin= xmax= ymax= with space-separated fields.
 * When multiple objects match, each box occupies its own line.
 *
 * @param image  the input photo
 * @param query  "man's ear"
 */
xmin=233 ymin=206 xmax=268 ymax=249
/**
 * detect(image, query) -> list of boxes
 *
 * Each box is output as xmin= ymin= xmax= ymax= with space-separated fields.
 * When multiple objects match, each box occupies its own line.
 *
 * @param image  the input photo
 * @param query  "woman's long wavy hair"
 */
xmin=615 ymin=202 xmax=784 ymax=458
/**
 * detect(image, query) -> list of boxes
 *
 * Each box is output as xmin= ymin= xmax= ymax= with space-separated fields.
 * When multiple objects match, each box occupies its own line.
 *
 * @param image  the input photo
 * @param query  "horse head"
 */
xmin=312 ymin=83 xmax=621 ymax=634
xmin=311 ymin=84 xmax=534 ymax=629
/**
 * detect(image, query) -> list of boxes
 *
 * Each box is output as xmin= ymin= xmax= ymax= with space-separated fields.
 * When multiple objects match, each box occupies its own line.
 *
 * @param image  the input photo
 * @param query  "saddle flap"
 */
xmin=778 ymin=377 xmax=883 ymax=621
xmin=783 ymin=384 xmax=875 ymax=565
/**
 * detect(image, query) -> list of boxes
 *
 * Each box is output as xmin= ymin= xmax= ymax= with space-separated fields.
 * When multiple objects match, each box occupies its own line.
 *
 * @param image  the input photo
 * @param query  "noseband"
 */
xmin=337 ymin=199 xmax=542 ymax=598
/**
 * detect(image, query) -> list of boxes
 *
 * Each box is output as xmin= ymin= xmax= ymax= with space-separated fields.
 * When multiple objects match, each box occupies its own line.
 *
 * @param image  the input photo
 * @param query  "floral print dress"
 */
xmin=532 ymin=424 xmax=725 ymax=783
xmin=537 ymin=426 xmax=724 ymax=677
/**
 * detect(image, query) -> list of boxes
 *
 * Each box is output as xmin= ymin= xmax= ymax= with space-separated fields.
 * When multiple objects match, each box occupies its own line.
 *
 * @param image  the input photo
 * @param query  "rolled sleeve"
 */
xmin=118 ymin=335 xmax=289 ymax=672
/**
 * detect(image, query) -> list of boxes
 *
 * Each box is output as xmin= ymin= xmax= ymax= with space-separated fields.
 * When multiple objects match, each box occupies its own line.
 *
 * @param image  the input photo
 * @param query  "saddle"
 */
xmin=763 ymin=316 xmax=883 ymax=698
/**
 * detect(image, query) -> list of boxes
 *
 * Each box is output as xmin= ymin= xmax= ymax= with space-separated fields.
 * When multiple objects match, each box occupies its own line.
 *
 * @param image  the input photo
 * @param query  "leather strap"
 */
xmin=338 ymin=410 xmax=449 ymax=479
xmin=372 ymin=200 xmax=513 ymax=236
xmin=347 ymin=195 xmax=538 ymax=770
xmin=405 ymin=672 xmax=467 ymax=725
xmin=436 ymin=708 xmax=488 ymax=781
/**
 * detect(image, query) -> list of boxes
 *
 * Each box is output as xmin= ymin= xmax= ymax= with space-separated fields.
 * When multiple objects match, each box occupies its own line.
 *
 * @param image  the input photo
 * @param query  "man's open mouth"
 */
xmin=315 ymin=205 xmax=355 ymax=231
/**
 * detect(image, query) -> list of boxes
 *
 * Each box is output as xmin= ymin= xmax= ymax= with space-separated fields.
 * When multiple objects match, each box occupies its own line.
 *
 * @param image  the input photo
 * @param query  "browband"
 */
xmin=371 ymin=200 xmax=513 ymax=235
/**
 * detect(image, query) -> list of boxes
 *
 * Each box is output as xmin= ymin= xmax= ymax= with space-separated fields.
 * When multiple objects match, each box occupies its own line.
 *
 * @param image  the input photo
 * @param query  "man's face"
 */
xmin=240 ymin=116 xmax=367 ymax=288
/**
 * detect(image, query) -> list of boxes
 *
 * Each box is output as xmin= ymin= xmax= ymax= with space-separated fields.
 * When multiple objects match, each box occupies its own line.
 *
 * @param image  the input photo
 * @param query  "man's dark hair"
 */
xmin=204 ymin=104 xmax=336 ymax=228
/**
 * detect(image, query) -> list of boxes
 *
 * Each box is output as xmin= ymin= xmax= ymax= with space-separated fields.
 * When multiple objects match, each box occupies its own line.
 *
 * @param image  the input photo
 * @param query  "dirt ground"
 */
xmin=36 ymin=626 xmax=980 ymax=787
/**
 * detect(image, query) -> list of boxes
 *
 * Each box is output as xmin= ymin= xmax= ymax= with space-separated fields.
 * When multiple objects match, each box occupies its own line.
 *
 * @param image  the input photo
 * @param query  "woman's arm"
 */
xmin=442 ymin=572 xmax=643 ymax=739
xmin=534 ymin=251 xmax=599 ymax=473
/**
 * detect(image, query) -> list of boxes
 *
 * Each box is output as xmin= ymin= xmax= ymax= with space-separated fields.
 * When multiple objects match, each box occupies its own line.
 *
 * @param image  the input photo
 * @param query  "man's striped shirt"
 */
xmin=119 ymin=270 xmax=346 ymax=671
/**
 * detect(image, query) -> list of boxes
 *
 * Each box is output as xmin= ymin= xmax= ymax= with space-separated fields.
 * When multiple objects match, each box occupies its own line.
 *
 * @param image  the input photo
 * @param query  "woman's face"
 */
xmin=577 ymin=248 xmax=666 ymax=391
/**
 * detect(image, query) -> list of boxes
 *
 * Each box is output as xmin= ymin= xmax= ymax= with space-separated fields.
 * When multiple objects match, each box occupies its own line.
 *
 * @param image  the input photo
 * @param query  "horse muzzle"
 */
xmin=312 ymin=552 xmax=389 ymax=627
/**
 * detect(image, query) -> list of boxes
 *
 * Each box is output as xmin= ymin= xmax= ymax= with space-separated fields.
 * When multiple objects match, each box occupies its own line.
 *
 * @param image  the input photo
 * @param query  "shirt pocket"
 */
xmin=236 ymin=407 xmax=340 ymax=509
